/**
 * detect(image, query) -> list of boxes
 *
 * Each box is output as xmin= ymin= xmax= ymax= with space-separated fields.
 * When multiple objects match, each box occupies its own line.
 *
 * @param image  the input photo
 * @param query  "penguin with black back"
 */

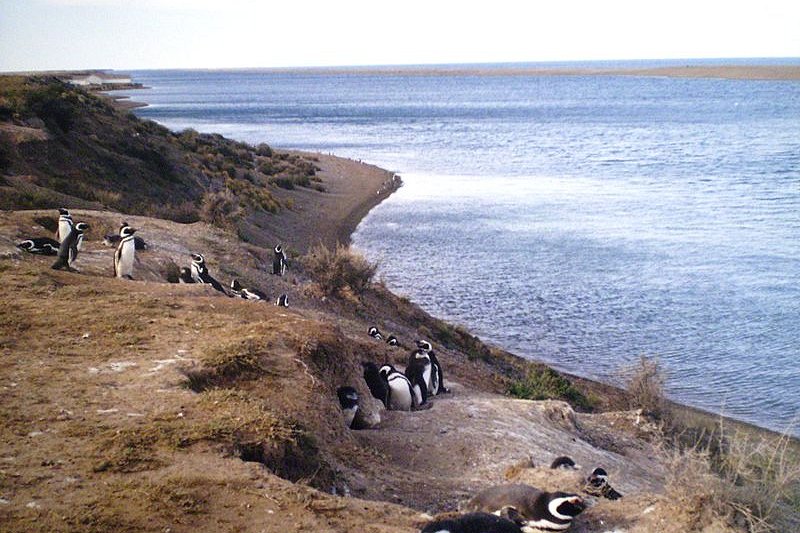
xmin=583 ymin=467 xmax=622 ymax=500
xmin=550 ymin=456 xmax=579 ymax=470
xmin=335 ymin=386 xmax=373 ymax=430
xmin=17 ymin=237 xmax=60 ymax=256
xmin=189 ymin=253 xmax=226 ymax=294
xmin=368 ymin=326 xmax=383 ymax=341
xmin=51 ymin=222 xmax=89 ymax=271
xmin=362 ymin=362 xmax=389 ymax=409
xmin=104 ymin=221 xmax=147 ymax=250
xmin=230 ymin=279 xmax=267 ymax=301
xmin=178 ymin=267 xmax=195 ymax=284
xmin=421 ymin=508 xmax=532 ymax=533
xmin=275 ymin=293 xmax=289 ymax=307
xmin=379 ymin=363 xmax=418 ymax=411
xmin=405 ymin=345 xmax=432 ymax=406
xmin=272 ymin=244 xmax=287 ymax=276
xmin=465 ymin=484 xmax=586 ymax=531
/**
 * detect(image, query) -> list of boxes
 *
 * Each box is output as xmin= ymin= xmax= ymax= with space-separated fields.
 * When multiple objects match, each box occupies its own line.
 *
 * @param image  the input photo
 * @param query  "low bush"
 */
xmin=621 ymin=355 xmax=667 ymax=420
xmin=508 ymin=365 xmax=592 ymax=410
xmin=303 ymin=243 xmax=378 ymax=298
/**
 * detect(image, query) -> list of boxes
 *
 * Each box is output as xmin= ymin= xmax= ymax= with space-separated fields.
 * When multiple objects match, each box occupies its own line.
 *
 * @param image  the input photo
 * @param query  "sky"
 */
xmin=1 ymin=0 xmax=799 ymax=71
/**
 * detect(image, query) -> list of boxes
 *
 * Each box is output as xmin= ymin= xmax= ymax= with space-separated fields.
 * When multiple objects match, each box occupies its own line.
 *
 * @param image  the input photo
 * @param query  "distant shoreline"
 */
xmin=265 ymin=64 xmax=800 ymax=81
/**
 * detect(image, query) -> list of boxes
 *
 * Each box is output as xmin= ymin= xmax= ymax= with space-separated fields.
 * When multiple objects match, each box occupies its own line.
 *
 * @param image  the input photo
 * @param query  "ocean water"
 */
xmin=119 ymin=62 xmax=800 ymax=435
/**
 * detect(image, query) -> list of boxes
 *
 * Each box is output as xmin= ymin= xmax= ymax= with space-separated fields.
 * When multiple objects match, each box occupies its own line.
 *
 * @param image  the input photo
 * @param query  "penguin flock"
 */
xmin=417 ymin=459 xmax=624 ymax=532
xmin=17 ymin=208 xmax=293 ymax=306
xmin=358 ymin=336 xmax=448 ymax=413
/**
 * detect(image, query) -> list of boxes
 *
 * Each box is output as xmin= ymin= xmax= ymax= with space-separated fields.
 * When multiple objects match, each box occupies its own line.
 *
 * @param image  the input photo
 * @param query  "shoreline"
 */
xmin=337 ymin=160 xmax=797 ymax=444
xmin=106 ymin=84 xmax=795 ymax=442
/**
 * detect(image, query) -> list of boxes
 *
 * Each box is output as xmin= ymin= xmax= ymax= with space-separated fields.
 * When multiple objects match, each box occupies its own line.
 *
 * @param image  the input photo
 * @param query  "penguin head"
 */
xmin=336 ymin=386 xmax=359 ymax=409
xmin=74 ymin=222 xmax=89 ymax=233
xmin=547 ymin=493 xmax=586 ymax=519
xmin=378 ymin=364 xmax=394 ymax=378
xmin=386 ymin=335 xmax=398 ymax=346
xmin=191 ymin=253 xmax=205 ymax=264
xmin=120 ymin=226 xmax=136 ymax=237
xmin=231 ymin=278 xmax=242 ymax=291
xmin=416 ymin=339 xmax=432 ymax=352
xmin=119 ymin=222 xmax=130 ymax=235
xmin=274 ymin=244 xmax=283 ymax=254
xmin=550 ymin=455 xmax=578 ymax=469
xmin=587 ymin=467 xmax=609 ymax=486
xmin=17 ymin=240 xmax=34 ymax=251
xmin=58 ymin=207 xmax=70 ymax=216
xmin=275 ymin=294 xmax=289 ymax=307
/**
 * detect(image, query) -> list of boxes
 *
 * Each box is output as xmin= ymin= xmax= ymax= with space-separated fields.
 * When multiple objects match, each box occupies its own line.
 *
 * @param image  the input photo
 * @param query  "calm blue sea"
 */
xmin=119 ymin=61 xmax=800 ymax=435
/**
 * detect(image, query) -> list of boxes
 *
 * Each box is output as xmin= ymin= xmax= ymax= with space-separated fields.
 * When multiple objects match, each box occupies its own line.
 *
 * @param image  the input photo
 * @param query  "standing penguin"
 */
xmin=405 ymin=347 xmax=432 ymax=406
xmin=379 ymin=364 xmax=417 ymax=411
xmin=189 ymin=253 xmax=226 ymax=293
xmin=55 ymin=208 xmax=73 ymax=243
xmin=51 ymin=222 xmax=89 ymax=271
xmin=417 ymin=339 xmax=449 ymax=395
xmin=113 ymin=226 xmax=137 ymax=279
xmin=272 ymin=244 xmax=287 ymax=276
xmin=362 ymin=362 xmax=389 ymax=408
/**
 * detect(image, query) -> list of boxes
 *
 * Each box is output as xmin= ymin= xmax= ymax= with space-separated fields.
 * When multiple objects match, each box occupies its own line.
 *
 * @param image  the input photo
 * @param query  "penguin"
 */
xmin=421 ymin=509 xmax=532 ymax=533
xmin=415 ymin=339 xmax=449 ymax=396
xmin=230 ymin=279 xmax=267 ymax=301
xmin=17 ymin=237 xmax=60 ymax=256
xmin=379 ymin=364 xmax=417 ymax=411
xmin=362 ymin=361 xmax=389 ymax=409
xmin=337 ymin=386 xmax=360 ymax=429
xmin=51 ymin=222 xmax=89 ymax=271
xmin=178 ymin=266 xmax=195 ymax=284
xmin=368 ymin=326 xmax=383 ymax=340
xmin=189 ymin=253 xmax=226 ymax=294
xmin=113 ymin=225 xmax=137 ymax=279
xmin=103 ymin=222 xmax=147 ymax=250
xmin=275 ymin=293 xmax=289 ymax=307
xmin=272 ymin=244 xmax=287 ymax=276
xmin=55 ymin=208 xmax=73 ymax=243
xmin=583 ymin=467 xmax=622 ymax=500
xmin=405 ymin=347 xmax=432 ymax=406
xmin=386 ymin=335 xmax=398 ymax=347
xmin=550 ymin=456 xmax=579 ymax=470
xmin=335 ymin=386 xmax=374 ymax=430
xmin=465 ymin=484 xmax=585 ymax=531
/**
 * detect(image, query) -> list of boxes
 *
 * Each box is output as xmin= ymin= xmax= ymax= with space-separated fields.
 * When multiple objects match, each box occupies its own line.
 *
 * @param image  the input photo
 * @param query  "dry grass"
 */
xmin=622 ymin=355 xmax=667 ymax=420
xmin=663 ymin=422 xmax=800 ymax=532
xmin=302 ymin=243 xmax=377 ymax=298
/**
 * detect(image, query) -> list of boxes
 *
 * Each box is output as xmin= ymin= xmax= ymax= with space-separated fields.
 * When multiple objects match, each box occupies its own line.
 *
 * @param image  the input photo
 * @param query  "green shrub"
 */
xmin=508 ymin=365 xmax=592 ymax=410
xmin=199 ymin=190 xmax=242 ymax=227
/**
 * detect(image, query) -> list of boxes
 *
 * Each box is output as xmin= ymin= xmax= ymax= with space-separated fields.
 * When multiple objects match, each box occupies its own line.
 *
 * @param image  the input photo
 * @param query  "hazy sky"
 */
xmin=2 ymin=0 xmax=799 ymax=71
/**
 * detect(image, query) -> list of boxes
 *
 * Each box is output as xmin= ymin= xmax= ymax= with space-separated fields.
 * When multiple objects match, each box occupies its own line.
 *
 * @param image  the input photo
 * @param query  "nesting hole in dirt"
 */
xmin=234 ymin=432 xmax=334 ymax=488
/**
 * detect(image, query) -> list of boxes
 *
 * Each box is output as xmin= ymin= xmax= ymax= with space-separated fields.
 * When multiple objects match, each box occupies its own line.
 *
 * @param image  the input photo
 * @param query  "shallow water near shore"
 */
xmin=119 ymin=61 xmax=800 ymax=435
